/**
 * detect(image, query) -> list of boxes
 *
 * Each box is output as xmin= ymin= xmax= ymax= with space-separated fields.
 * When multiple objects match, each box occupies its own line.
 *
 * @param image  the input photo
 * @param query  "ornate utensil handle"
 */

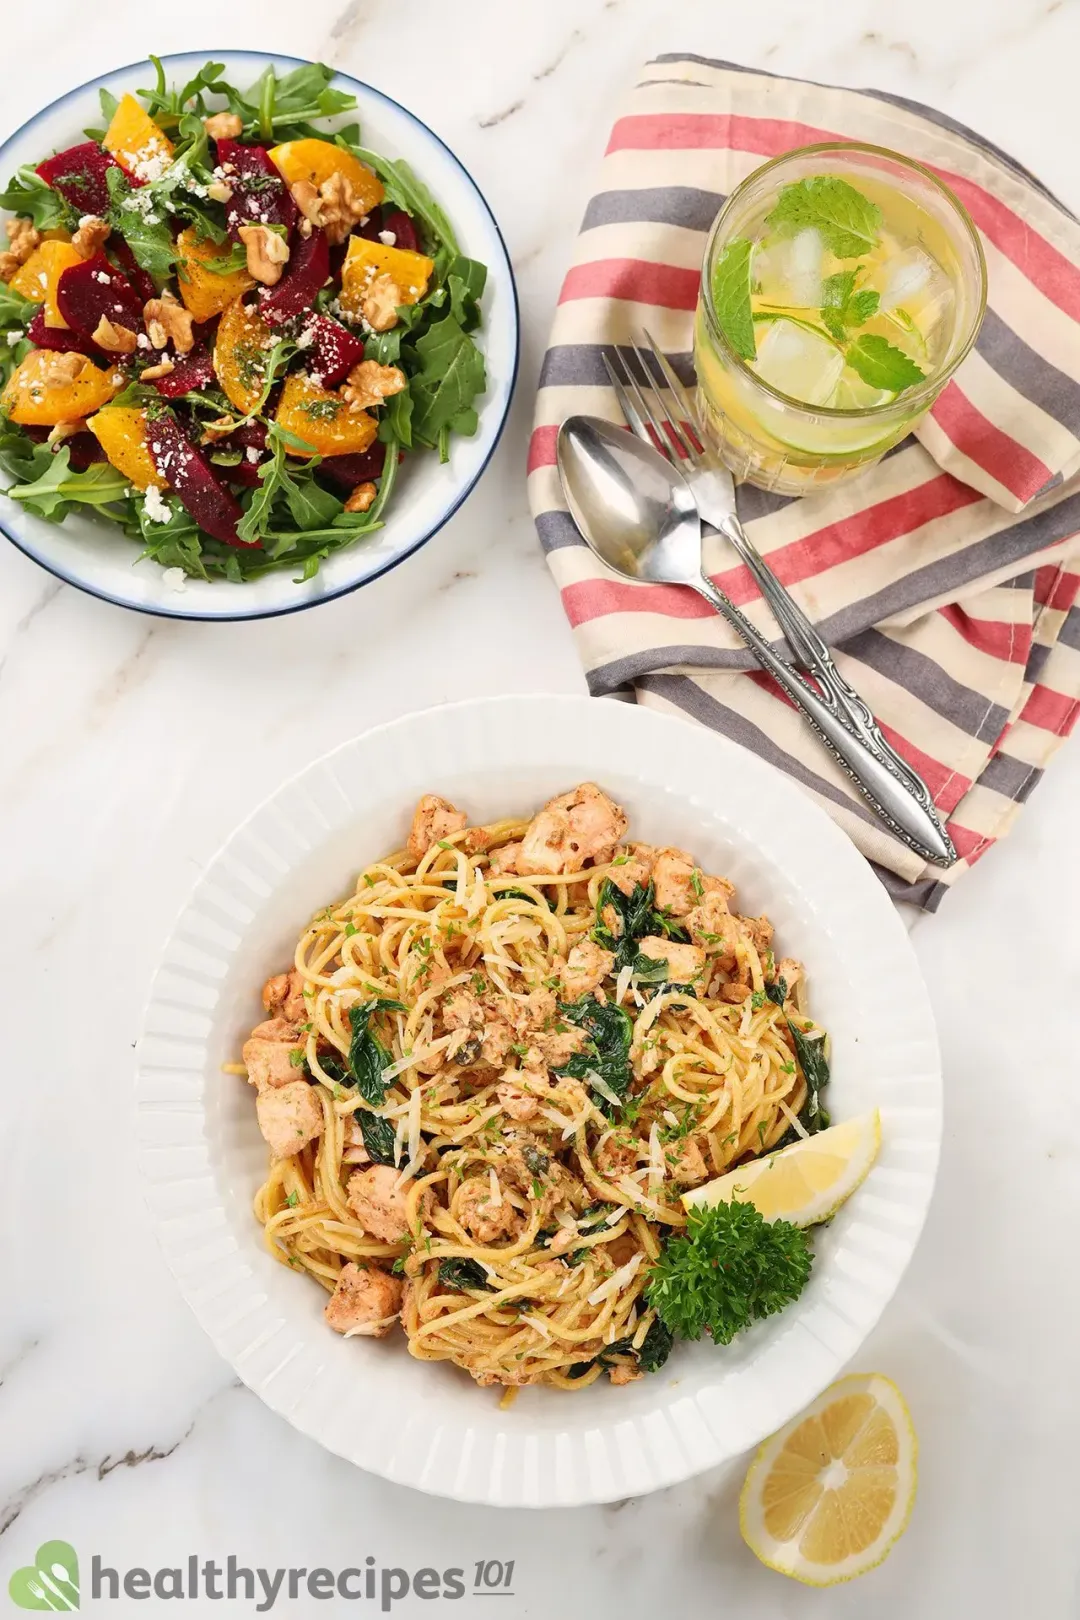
xmin=693 ymin=575 xmax=956 ymax=866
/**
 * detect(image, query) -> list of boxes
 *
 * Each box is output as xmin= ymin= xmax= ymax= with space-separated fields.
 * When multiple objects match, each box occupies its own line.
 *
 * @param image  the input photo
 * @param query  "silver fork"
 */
xmin=603 ymin=336 xmax=956 ymax=866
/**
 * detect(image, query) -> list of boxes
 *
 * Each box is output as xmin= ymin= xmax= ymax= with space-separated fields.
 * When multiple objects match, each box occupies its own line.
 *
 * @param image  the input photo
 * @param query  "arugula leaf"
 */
xmin=446 ymin=256 xmax=487 ymax=330
xmin=844 ymin=333 xmax=925 ymax=392
xmin=213 ymin=62 xmax=357 ymax=143
xmin=554 ymin=995 xmax=633 ymax=1115
xmin=438 ymin=1257 xmax=494 ymax=1293
xmin=345 ymin=144 xmax=459 ymax=256
xmin=0 ymin=166 xmax=74 ymax=231
xmin=766 ymin=176 xmax=882 ymax=258
xmin=0 ymin=284 xmax=37 ymax=332
xmin=408 ymin=312 xmax=487 ymax=448
xmin=137 ymin=56 xmax=229 ymax=126
xmin=356 ymin=1109 xmax=398 ymax=1166
xmin=5 ymin=446 xmax=132 ymax=522
xmin=646 ymin=1199 xmax=813 ymax=1345
xmin=199 ymin=242 xmax=250 ymax=276
xmin=346 ymin=997 xmax=407 ymax=1106
xmin=711 ymin=237 xmax=756 ymax=361
xmin=283 ymin=473 xmax=343 ymax=532
xmin=105 ymin=166 xmax=176 ymax=282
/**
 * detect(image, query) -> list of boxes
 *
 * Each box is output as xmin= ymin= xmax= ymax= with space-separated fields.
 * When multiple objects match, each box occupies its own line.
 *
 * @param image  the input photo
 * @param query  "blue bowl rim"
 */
xmin=0 ymin=49 xmax=521 ymax=623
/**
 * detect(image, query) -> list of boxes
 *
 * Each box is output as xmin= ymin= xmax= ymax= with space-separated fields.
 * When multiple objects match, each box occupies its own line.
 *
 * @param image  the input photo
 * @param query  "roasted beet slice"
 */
xmin=216 ymin=140 xmax=297 ymax=239
xmin=64 ymin=432 xmax=107 ymax=471
xmin=147 ymin=414 xmax=253 ymax=547
xmin=301 ymin=313 xmax=365 ymax=387
xmin=211 ymin=420 xmax=269 ymax=487
xmin=37 ymin=141 xmax=124 ymax=216
xmin=152 ymin=344 xmax=216 ymax=398
xmin=107 ymin=235 xmax=156 ymax=305
xmin=381 ymin=210 xmax=420 ymax=253
xmin=352 ymin=207 xmax=384 ymax=243
xmin=317 ymin=441 xmax=387 ymax=490
xmin=258 ymin=227 xmax=330 ymax=327
xmin=56 ymin=253 xmax=142 ymax=341
xmin=26 ymin=309 xmax=98 ymax=357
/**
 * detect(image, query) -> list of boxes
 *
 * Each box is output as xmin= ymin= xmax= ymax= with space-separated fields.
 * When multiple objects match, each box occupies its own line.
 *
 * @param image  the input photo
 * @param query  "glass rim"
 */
xmin=699 ymin=139 xmax=989 ymax=420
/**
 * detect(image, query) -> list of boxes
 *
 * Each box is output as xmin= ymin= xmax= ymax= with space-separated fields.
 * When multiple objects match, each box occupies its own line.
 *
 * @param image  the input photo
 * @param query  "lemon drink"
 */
xmin=694 ymin=143 xmax=987 ymax=494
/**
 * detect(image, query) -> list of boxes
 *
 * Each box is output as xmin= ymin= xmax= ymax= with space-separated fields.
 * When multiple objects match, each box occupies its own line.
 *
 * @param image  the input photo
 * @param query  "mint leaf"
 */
xmin=820 ymin=270 xmax=880 ymax=341
xmin=845 ymin=334 xmax=925 ymax=392
xmin=767 ymin=177 xmax=882 ymax=258
xmin=711 ymin=237 xmax=756 ymax=361
xmin=847 ymin=289 xmax=880 ymax=325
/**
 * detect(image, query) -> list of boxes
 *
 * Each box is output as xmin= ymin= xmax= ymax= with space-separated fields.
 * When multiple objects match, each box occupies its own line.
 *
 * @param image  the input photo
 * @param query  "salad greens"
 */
xmin=0 ymin=59 xmax=490 ymax=583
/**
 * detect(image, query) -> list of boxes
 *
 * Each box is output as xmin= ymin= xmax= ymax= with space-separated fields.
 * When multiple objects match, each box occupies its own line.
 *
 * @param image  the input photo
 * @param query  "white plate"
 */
xmin=135 ymin=695 xmax=941 ymax=1506
xmin=0 ymin=52 xmax=518 ymax=620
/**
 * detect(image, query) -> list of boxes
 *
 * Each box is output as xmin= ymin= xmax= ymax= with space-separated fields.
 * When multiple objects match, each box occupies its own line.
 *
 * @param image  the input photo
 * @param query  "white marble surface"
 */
xmin=2 ymin=0 xmax=1079 ymax=1614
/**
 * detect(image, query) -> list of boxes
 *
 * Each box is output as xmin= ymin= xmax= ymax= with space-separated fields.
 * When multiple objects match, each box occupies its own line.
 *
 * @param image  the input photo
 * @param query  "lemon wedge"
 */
xmin=740 ymin=1373 xmax=917 ymax=1585
xmin=681 ymin=1110 xmax=881 ymax=1227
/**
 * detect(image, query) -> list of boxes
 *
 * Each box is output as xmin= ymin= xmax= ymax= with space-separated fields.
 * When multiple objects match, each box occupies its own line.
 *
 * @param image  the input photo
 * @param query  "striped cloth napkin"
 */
xmin=528 ymin=53 xmax=1080 ymax=908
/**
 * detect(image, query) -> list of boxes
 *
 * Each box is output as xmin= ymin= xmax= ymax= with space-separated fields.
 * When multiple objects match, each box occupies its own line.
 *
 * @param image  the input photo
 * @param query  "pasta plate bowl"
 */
xmin=135 ymin=694 xmax=941 ymax=1506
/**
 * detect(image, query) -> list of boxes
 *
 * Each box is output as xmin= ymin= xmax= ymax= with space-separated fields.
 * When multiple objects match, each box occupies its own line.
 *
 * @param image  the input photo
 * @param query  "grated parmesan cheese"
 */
xmin=648 ymin=1121 xmax=665 ymax=1184
xmin=584 ymin=1067 xmax=623 ymax=1112
xmin=588 ymin=1252 xmax=642 ymax=1305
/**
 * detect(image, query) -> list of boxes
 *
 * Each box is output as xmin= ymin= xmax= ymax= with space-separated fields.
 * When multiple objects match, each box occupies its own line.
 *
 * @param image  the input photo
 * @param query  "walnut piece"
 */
xmin=142 ymin=289 xmax=195 ymax=354
xmin=46 ymin=418 xmax=88 ymax=443
xmin=361 ymin=273 xmax=401 ymax=333
xmin=238 ymin=224 xmax=290 ymax=286
xmin=290 ymin=180 xmax=324 ymax=227
xmin=206 ymin=179 xmax=233 ymax=204
xmin=92 ymin=316 xmax=138 ymax=354
xmin=0 ymin=216 xmax=40 ymax=282
xmin=34 ymin=352 xmax=87 ymax=389
xmin=317 ymin=172 xmax=369 ymax=246
xmin=72 ymin=215 xmax=110 ymax=258
xmin=140 ymin=357 xmax=175 ymax=381
xmin=204 ymin=111 xmax=243 ymax=140
xmin=344 ymin=481 xmax=377 ymax=513
xmin=341 ymin=359 xmax=406 ymax=412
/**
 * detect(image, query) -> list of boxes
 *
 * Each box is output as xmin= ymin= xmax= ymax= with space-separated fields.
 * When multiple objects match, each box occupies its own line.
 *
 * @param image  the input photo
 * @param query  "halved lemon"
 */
xmin=740 ymin=1373 xmax=917 ymax=1586
xmin=681 ymin=1110 xmax=881 ymax=1227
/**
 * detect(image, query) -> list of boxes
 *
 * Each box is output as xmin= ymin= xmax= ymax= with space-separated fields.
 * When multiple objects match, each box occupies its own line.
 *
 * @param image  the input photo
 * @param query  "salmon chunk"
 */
xmin=346 ymin=1163 xmax=415 ymax=1242
xmin=518 ymin=783 xmax=627 ymax=875
xmin=407 ymin=794 xmax=467 ymax=860
xmin=324 ymin=1262 xmax=404 ymax=1336
xmin=256 ymin=1080 xmax=323 ymax=1159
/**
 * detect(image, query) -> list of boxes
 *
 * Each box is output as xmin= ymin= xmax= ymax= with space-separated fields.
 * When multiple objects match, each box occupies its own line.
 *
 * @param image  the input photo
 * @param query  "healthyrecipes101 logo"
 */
xmin=8 ymin=1540 xmax=518 ymax=1610
xmin=8 ymin=1541 xmax=80 ymax=1610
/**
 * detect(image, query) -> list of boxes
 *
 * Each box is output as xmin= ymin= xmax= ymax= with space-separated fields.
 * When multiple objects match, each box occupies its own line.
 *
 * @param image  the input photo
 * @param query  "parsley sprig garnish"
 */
xmin=646 ymin=1200 xmax=812 ymax=1345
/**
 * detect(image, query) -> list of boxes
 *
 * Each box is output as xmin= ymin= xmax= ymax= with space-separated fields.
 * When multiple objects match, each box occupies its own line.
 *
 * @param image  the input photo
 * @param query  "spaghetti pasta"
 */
xmin=240 ymin=784 xmax=824 ymax=1391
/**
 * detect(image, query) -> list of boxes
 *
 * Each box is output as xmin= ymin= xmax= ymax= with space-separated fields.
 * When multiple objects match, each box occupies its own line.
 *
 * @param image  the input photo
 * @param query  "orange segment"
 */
xmin=3 ymin=351 xmax=122 ymax=426
xmin=103 ymin=93 xmax=174 ymax=179
xmin=268 ymin=138 xmax=383 ymax=216
xmin=176 ymin=227 xmax=255 ymax=322
xmin=11 ymin=240 xmax=82 ymax=319
xmin=339 ymin=236 xmax=434 ymax=321
xmin=87 ymin=405 xmax=159 ymax=490
xmin=275 ymin=373 xmax=378 ymax=458
xmin=214 ymin=298 xmax=275 ymax=416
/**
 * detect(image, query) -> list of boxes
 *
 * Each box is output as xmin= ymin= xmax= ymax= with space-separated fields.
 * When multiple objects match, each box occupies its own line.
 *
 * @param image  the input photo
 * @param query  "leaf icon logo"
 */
xmin=8 ymin=1540 xmax=80 ymax=1610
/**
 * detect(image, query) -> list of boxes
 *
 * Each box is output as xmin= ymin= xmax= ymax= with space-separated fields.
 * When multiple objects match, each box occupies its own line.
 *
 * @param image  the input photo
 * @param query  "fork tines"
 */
xmin=603 ymin=333 xmax=705 ymax=463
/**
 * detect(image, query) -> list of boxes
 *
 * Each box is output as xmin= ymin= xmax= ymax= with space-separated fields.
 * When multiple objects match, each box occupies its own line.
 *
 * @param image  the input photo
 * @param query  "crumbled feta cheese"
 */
xmin=245 ymin=445 xmax=261 ymax=464
xmin=93 ymin=270 xmax=111 ymax=284
xmin=378 ymin=230 xmax=396 ymax=246
xmin=5 ymin=329 xmax=23 ymax=346
xmin=144 ymin=484 xmax=172 ymax=524
xmin=161 ymin=566 xmax=187 ymax=593
xmin=136 ymin=333 xmax=151 ymax=350
xmin=37 ymin=272 xmax=47 ymax=287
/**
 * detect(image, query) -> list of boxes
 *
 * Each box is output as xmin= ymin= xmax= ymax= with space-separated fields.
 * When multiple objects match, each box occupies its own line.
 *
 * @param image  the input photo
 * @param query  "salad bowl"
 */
xmin=0 ymin=52 xmax=518 ymax=620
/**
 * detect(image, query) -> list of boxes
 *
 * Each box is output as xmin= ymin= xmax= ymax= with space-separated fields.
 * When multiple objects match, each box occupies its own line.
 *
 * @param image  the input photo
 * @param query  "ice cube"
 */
xmin=877 ymin=247 xmax=938 ymax=312
xmin=786 ymin=228 xmax=825 ymax=308
xmin=752 ymin=229 xmax=824 ymax=310
xmin=752 ymin=318 xmax=845 ymax=406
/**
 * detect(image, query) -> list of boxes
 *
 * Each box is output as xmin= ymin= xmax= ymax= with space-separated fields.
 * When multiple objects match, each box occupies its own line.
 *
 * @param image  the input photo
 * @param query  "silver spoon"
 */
xmin=557 ymin=415 xmax=955 ymax=866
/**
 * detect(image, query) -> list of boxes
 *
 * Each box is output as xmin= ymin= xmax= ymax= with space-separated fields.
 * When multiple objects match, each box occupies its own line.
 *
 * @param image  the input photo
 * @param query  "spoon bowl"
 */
xmin=557 ymin=415 xmax=703 ymax=585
